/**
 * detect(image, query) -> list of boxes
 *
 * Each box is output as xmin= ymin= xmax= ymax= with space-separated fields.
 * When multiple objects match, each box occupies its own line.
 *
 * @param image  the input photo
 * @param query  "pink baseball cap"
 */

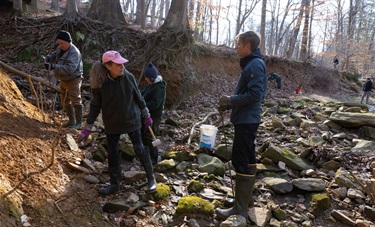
xmin=102 ymin=51 xmax=129 ymax=64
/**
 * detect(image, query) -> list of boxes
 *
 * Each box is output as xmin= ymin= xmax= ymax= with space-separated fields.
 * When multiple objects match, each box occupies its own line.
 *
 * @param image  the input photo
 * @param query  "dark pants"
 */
xmin=106 ymin=130 xmax=146 ymax=181
xmin=141 ymin=117 xmax=161 ymax=164
xmin=231 ymin=123 xmax=259 ymax=174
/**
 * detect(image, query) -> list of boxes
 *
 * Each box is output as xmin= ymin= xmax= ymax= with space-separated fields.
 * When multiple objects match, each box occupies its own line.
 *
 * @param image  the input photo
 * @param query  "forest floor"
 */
xmin=0 ymin=10 xmax=370 ymax=227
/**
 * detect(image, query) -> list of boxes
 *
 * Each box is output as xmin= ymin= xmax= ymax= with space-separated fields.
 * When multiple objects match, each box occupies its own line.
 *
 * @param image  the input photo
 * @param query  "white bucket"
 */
xmin=199 ymin=124 xmax=218 ymax=148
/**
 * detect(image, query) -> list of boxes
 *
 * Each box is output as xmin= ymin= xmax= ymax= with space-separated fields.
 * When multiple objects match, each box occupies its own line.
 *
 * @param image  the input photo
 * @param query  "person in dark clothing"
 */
xmin=268 ymin=72 xmax=282 ymax=89
xmin=361 ymin=78 xmax=373 ymax=104
xmin=216 ymin=31 xmax=267 ymax=220
xmin=141 ymin=62 xmax=166 ymax=165
xmin=333 ymin=56 xmax=339 ymax=70
xmin=77 ymin=51 xmax=156 ymax=195
xmin=44 ymin=30 xmax=83 ymax=129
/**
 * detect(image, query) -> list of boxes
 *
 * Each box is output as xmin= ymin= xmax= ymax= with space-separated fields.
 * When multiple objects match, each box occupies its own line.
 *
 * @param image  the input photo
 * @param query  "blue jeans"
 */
xmin=231 ymin=123 xmax=259 ymax=174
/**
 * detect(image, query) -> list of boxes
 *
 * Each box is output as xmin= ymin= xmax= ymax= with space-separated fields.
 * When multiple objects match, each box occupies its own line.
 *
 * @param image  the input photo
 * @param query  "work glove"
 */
xmin=218 ymin=95 xmax=231 ymax=113
xmin=145 ymin=117 xmax=153 ymax=128
xmin=44 ymin=63 xmax=55 ymax=70
xmin=77 ymin=129 xmax=90 ymax=143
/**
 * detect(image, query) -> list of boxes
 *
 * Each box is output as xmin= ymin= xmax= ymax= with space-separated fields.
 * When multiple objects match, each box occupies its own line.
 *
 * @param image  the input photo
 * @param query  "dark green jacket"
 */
xmin=141 ymin=77 xmax=166 ymax=119
xmin=86 ymin=70 xmax=146 ymax=134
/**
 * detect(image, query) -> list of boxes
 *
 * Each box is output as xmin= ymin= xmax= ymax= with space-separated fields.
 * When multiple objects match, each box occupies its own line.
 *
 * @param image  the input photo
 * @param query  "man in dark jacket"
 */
xmin=141 ymin=62 xmax=166 ymax=165
xmin=268 ymin=72 xmax=282 ymax=89
xmin=45 ymin=30 xmax=83 ymax=129
xmin=216 ymin=31 xmax=267 ymax=220
xmin=361 ymin=78 xmax=373 ymax=104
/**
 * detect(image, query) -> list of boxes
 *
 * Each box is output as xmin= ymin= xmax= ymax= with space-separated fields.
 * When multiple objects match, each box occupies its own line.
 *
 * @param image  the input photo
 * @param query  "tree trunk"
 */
xmin=286 ymin=0 xmax=306 ymax=58
xmin=150 ymin=0 xmax=156 ymax=28
xmin=64 ymin=0 xmax=79 ymax=21
xmin=159 ymin=0 xmax=189 ymax=31
xmin=140 ymin=0 xmax=146 ymax=29
xmin=13 ymin=0 xmax=22 ymax=11
xmin=300 ymin=0 xmax=310 ymax=61
xmin=87 ymin=0 xmax=127 ymax=25
xmin=158 ymin=0 xmax=165 ymax=27
xmin=260 ymin=0 xmax=267 ymax=54
xmin=194 ymin=1 xmax=202 ymax=40
xmin=135 ymin=0 xmax=142 ymax=24
xmin=51 ymin=0 xmax=59 ymax=12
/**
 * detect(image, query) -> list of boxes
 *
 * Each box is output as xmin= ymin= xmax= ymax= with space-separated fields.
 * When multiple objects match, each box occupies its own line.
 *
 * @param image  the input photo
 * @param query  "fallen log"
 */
xmin=0 ymin=60 xmax=61 ymax=93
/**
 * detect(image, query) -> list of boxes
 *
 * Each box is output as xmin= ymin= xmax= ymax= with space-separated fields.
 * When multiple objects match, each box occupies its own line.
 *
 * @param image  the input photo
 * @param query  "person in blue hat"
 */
xmin=141 ymin=62 xmax=166 ymax=165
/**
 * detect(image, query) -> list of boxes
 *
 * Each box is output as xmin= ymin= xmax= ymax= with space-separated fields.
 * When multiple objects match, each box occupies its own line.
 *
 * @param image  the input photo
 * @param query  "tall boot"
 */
xmin=137 ymin=147 xmax=157 ymax=193
xmin=62 ymin=105 xmax=75 ymax=128
xmin=149 ymin=146 xmax=159 ymax=165
xmin=72 ymin=105 xmax=83 ymax=129
xmin=98 ymin=167 xmax=121 ymax=195
xmin=215 ymin=172 xmax=256 ymax=219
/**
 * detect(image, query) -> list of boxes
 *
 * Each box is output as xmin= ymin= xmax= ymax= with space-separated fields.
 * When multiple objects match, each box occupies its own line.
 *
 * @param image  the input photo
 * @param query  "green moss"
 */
xmin=152 ymin=183 xmax=170 ymax=201
xmin=8 ymin=202 xmax=21 ymax=220
xmin=163 ymin=150 xmax=190 ymax=162
xmin=187 ymin=180 xmax=205 ymax=193
xmin=176 ymin=196 xmax=214 ymax=215
xmin=309 ymin=192 xmax=331 ymax=216
xmin=281 ymin=149 xmax=297 ymax=159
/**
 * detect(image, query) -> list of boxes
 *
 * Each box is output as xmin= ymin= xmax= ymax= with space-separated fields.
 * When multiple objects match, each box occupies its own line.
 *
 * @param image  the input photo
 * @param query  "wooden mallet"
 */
xmin=148 ymin=126 xmax=162 ymax=147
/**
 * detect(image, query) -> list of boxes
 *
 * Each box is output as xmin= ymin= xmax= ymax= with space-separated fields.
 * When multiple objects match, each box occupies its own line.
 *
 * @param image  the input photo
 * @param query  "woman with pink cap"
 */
xmin=78 ymin=50 xmax=156 ymax=195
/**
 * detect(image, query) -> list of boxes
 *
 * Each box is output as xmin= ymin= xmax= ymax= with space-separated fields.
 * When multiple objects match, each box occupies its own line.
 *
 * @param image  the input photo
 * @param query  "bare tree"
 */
xmin=286 ymin=0 xmax=306 ymax=58
xmin=159 ymin=0 xmax=189 ymax=31
xmin=300 ymin=0 xmax=310 ymax=61
xmin=64 ymin=0 xmax=79 ymax=21
xmin=235 ymin=0 xmax=260 ymax=35
xmin=87 ymin=0 xmax=127 ymax=25
xmin=51 ymin=0 xmax=59 ymax=12
xmin=260 ymin=0 xmax=267 ymax=54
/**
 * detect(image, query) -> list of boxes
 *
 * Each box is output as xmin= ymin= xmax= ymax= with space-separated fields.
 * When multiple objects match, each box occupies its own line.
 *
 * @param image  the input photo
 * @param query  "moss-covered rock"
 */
xmin=163 ymin=150 xmax=190 ymax=162
xmin=308 ymin=192 xmax=331 ymax=216
xmin=152 ymin=183 xmax=170 ymax=201
xmin=176 ymin=196 xmax=214 ymax=215
xmin=187 ymin=180 xmax=205 ymax=193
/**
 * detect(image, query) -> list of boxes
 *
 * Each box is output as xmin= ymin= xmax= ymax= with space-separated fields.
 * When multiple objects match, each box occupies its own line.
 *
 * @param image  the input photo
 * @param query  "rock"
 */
xmin=220 ymin=215 xmax=246 ymax=227
xmin=66 ymin=133 xmax=79 ymax=152
xmin=351 ymin=140 xmax=375 ymax=152
xmin=331 ymin=209 xmax=356 ymax=226
xmin=263 ymin=177 xmax=293 ymax=194
xmin=292 ymin=178 xmax=326 ymax=192
xmin=248 ymin=207 xmax=272 ymax=227
xmin=329 ymin=112 xmax=375 ymax=128
xmin=214 ymin=144 xmax=232 ymax=161
xmin=83 ymin=174 xmax=99 ymax=184
xmin=261 ymin=145 xmax=314 ymax=171
xmin=175 ymin=196 xmax=214 ymax=215
xmin=66 ymin=162 xmax=90 ymax=173
xmin=197 ymin=154 xmax=224 ymax=176
xmin=308 ymin=192 xmax=331 ymax=216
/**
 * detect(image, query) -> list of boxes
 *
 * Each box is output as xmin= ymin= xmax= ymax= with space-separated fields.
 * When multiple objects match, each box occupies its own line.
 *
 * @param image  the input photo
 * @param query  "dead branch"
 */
xmin=0 ymin=61 xmax=60 ymax=93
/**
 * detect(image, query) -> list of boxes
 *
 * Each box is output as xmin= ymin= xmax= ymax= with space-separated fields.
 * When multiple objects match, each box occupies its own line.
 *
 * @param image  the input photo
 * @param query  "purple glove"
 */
xmin=145 ymin=117 xmax=153 ymax=128
xmin=77 ymin=129 xmax=90 ymax=143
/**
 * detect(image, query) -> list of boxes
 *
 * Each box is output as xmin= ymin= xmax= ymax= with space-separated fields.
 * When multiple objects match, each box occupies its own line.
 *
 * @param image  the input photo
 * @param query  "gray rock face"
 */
xmin=329 ymin=112 xmax=375 ymax=128
xmin=292 ymin=178 xmax=326 ymax=192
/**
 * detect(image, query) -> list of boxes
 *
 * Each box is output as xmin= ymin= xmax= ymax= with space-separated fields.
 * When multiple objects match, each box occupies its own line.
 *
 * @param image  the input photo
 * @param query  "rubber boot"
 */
xmin=137 ymin=147 xmax=157 ymax=193
xmin=149 ymin=146 xmax=159 ymax=165
xmin=99 ymin=148 xmax=121 ymax=195
xmin=215 ymin=172 xmax=256 ymax=219
xmin=99 ymin=166 xmax=121 ymax=195
xmin=62 ymin=105 xmax=75 ymax=128
xmin=72 ymin=105 xmax=83 ymax=129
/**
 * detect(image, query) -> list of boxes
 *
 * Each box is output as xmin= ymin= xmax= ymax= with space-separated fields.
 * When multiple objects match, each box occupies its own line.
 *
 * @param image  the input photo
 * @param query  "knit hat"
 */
xmin=56 ymin=30 xmax=72 ymax=43
xmin=143 ymin=62 xmax=158 ymax=81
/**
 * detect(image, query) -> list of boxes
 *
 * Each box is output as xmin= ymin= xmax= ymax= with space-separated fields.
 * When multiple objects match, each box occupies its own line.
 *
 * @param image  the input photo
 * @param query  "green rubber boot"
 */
xmin=215 ymin=168 xmax=256 ymax=219
xmin=72 ymin=105 xmax=83 ymax=129
xmin=62 ymin=105 xmax=75 ymax=128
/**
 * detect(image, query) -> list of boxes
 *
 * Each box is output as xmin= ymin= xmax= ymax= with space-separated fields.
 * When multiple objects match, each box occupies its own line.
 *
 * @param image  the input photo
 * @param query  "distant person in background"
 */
xmin=44 ymin=30 xmax=83 ymax=129
xmin=361 ymin=78 xmax=373 ymax=104
xmin=333 ymin=56 xmax=339 ymax=70
xmin=268 ymin=72 xmax=282 ymax=89
xmin=141 ymin=62 xmax=166 ymax=165
xmin=296 ymin=87 xmax=302 ymax=95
